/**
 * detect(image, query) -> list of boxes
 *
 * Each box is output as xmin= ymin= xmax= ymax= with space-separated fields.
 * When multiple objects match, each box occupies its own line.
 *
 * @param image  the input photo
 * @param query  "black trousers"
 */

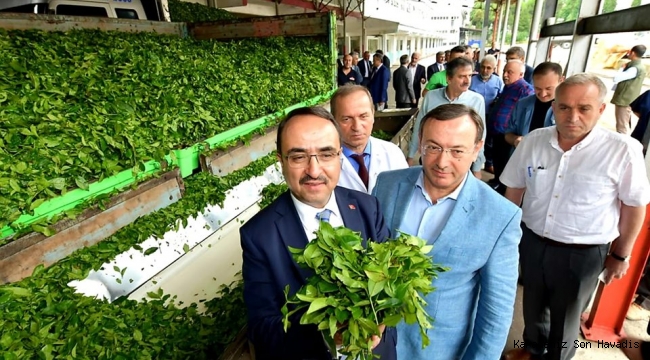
xmin=492 ymin=132 xmax=511 ymax=183
xmin=520 ymin=225 xmax=609 ymax=360
xmin=396 ymin=102 xmax=412 ymax=109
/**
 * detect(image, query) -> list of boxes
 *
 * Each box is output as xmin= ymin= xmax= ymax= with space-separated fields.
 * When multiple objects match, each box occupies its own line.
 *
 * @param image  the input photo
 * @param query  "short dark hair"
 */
xmin=446 ymin=57 xmax=474 ymax=78
xmin=631 ymin=45 xmax=647 ymax=58
xmin=533 ymin=62 xmax=563 ymax=78
xmin=419 ymin=104 xmax=484 ymax=144
xmin=436 ymin=51 xmax=445 ymax=56
xmin=506 ymin=46 xmax=526 ymax=59
xmin=373 ymin=53 xmax=383 ymax=61
xmin=276 ymin=106 xmax=341 ymax=154
xmin=399 ymin=54 xmax=409 ymax=65
xmin=450 ymin=45 xmax=466 ymax=55
xmin=330 ymin=84 xmax=374 ymax=119
xmin=376 ymin=49 xmax=384 ymax=55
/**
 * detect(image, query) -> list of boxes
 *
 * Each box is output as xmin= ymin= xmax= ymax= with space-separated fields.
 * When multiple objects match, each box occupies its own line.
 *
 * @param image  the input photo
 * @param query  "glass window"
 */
xmin=115 ymin=8 xmax=139 ymax=19
xmin=56 ymin=5 xmax=108 ymax=17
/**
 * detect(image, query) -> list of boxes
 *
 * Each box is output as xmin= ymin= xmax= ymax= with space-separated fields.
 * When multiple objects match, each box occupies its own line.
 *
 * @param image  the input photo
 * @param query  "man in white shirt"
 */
xmin=501 ymin=74 xmax=650 ymax=360
xmin=331 ymin=85 xmax=408 ymax=193
xmin=240 ymin=106 xmax=397 ymax=360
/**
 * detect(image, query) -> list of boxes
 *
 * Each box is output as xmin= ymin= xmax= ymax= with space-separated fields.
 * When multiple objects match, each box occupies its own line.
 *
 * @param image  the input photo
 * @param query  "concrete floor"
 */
xmin=382 ymin=53 xmax=650 ymax=359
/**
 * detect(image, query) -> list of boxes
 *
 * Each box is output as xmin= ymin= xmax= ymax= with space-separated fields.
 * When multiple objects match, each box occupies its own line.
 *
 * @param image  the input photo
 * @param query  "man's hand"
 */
xmin=513 ymin=136 xmax=523 ymax=148
xmin=421 ymin=78 xmax=426 ymax=84
xmin=412 ymin=99 xmax=416 ymax=104
xmin=604 ymin=255 xmax=630 ymax=285
xmin=371 ymin=324 xmax=386 ymax=350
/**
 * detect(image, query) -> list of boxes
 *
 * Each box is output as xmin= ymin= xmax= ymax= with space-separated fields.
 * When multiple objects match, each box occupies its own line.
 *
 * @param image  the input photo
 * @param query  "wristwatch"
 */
xmin=610 ymin=252 xmax=631 ymax=262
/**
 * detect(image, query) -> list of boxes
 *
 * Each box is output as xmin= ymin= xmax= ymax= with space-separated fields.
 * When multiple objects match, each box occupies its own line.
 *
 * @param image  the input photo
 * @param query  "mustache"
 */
xmin=300 ymin=175 xmax=329 ymax=184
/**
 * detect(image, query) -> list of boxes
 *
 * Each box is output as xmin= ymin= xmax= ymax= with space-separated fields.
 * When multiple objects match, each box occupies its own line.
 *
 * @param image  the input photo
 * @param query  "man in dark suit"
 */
xmin=241 ymin=106 xmax=398 ymax=360
xmin=427 ymin=51 xmax=446 ymax=81
xmin=369 ymin=53 xmax=390 ymax=111
xmin=393 ymin=54 xmax=416 ymax=108
xmin=358 ymin=51 xmax=373 ymax=87
xmin=409 ymin=52 xmax=427 ymax=105
xmin=376 ymin=49 xmax=391 ymax=80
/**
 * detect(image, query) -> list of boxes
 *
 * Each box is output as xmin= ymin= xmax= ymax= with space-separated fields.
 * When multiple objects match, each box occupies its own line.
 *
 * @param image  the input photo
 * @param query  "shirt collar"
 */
xmin=290 ymin=191 xmax=340 ymax=221
xmin=342 ymin=139 xmax=371 ymax=157
xmin=414 ymin=171 xmax=468 ymax=204
xmin=550 ymin=125 xmax=601 ymax=151
xmin=443 ymin=87 xmax=467 ymax=102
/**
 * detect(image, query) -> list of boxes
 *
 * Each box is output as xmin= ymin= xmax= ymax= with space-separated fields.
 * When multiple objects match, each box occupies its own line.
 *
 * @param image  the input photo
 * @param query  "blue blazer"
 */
xmin=372 ymin=168 xmax=522 ymax=360
xmin=241 ymin=187 xmax=397 ymax=360
xmin=369 ymin=65 xmax=390 ymax=104
xmin=505 ymin=94 xmax=555 ymax=137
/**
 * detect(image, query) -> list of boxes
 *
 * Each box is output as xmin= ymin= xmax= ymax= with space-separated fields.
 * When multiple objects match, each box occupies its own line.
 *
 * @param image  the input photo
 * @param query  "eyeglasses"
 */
xmin=421 ymin=144 xmax=473 ymax=159
xmin=283 ymin=151 xmax=341 ymax=168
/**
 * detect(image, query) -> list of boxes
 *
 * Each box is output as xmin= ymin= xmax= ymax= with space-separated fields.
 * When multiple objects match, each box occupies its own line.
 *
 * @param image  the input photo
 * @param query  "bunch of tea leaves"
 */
xmin=282 ymin=223 xmax=447 ymax=360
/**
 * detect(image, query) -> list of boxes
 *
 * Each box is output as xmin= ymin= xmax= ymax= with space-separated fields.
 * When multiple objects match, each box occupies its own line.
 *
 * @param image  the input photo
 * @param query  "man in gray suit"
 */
xmin=393 ymin=54 xmax=416 ymax=109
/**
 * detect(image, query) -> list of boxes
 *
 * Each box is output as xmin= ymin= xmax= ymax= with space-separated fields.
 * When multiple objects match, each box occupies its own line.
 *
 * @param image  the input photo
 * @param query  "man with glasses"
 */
xmin=241 ymin=106 xmax=398 ymax=360
xmin=373 ymin=104 xmax=522 ymax=360
xmin=408 ymin=57 xmax=486 ymax=180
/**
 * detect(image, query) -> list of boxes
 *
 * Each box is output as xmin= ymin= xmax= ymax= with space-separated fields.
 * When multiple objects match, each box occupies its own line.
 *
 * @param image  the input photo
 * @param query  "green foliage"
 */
xmin=602 ymin=0 xmax=618 ymax=14
xmin=470 ymin=0 xmax=536 ymax=46
xmin=371 ymin=130 xmax=393 ymax=141
xmin=632 ymin=0 xmax=641 ymax=7
xmin=556 ymin=0 xmax=580 ymax=21
xmin=0 ymin=154 xmax=279 ymax=359
xmin=259 ymin=182 xmax=288 ymax=209
xmin=282 ymin=224 xmax=447 ymax=360
xmin=168 ymin=0 xmax=235 ymax=22
xmin=0 ymin=29 xmax=332 ymax=230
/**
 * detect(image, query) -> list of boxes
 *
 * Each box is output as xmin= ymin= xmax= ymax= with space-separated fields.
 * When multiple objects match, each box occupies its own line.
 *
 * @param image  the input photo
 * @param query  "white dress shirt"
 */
xmin=501 ymin=126 xmax=650 ymax=244
xmin=290 ymin=192 xmax=344 ymax=241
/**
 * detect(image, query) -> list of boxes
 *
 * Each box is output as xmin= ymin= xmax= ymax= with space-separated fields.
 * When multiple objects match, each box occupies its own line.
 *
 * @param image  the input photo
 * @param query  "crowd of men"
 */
xmin=241 ymin=43 xmax=650 ymax=360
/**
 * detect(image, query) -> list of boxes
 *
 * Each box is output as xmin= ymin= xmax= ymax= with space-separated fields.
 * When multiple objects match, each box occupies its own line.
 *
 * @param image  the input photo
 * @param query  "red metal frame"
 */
xmin=580 ymin=204 xmax=650 ymax=342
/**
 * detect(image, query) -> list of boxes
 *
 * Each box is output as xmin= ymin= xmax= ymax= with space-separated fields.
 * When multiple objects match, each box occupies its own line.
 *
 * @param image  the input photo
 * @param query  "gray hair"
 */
xmin=555 ymin=73 xmax=607 ymax=103
xmin=505 ymin=59 xmax=525 ymax=75
xmin=349 ymin=51 xmax=359 ymax=57
xmin=480 ymin=55 xmax=497 ymax=66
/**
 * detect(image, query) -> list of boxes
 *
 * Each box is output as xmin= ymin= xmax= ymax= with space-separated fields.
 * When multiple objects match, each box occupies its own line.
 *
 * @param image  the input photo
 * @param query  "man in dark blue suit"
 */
xmin=369 ymin=53 xmax=390 ymax=111
xmin=241 ymin=106 xmax=397 ymax=360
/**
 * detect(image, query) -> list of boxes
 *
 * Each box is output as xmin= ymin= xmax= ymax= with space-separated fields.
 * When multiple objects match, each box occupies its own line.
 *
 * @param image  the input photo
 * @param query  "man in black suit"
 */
xmin=427 ymin=51 xmax=446 ymax=81
xmin=393 ymin=55 xmax=416 ymax=108
xmin=241 ymin=106 xmax=398 ymax=360
xmin=358 ymin=51 xmax=373 ymax=87
xmin=409 ymin=52 xmax=427 ymax=106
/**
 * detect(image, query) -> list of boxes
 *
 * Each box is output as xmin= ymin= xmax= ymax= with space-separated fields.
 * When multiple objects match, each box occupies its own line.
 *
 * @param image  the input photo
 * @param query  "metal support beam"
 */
xmin=511 ymin=0 xmax=522 ymax=47
xmin=564 ymin=0 xmax=604 ymax=77
xmin=495 ymin=1 xmax=504 ymax=48
xmin=534 ymin=0 xmax=558 ymax=66
xmin=580 ymin=4 xmax=650 ymax=35
xmin=500 ymin=0 xmax=511 ymax=51
xmin=480 ymin=0 xmax=491 ymax=60
xmin=525 ymin=0 xmax=544 ymax=66
xmin=539 ymin=20 xmax=575 ymax=38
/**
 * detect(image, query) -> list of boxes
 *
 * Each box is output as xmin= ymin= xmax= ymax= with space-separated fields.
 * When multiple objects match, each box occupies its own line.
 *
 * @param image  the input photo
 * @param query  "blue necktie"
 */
xmin=316 ymin=209 xmax=333 ymax=223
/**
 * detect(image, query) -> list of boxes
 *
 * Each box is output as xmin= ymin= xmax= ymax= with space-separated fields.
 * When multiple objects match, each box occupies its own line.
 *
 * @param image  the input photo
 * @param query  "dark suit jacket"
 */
xmin=241 ymin=187 xmax=397 ymax=360
xmin=393 ymin=66 xmax=416 ymax=104
xmin=412 ymin=64 xmax=427 ymax=101
xmin=427 ymin=62 xmax=446 ymax=80
xmin=358 ymin=59 xmax=373 ymax=84
xmin=524 ymin=64 xmax=534 ymax=85
xmin=369 ymin=65 xmax=390 ymax=104
xmin=382 ymin=55 xmax=391 ymax=81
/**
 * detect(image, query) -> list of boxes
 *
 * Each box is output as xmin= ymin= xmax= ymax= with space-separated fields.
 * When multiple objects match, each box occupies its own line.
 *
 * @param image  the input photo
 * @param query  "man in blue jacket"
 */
xmin=505 ymin=62 xmax=563 ymax=149
xmin=241 ymin=106 xmax=397 ymax=360
xmin=373 ymin=104 xmax=522 ymax=360
xmin=369 ymin=53 xmax=390 ymax=111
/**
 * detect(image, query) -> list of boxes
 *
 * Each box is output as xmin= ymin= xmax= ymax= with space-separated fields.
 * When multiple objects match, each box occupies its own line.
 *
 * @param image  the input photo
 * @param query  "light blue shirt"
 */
xmin=409 ymin=87 xmax=486 ymax=158
xmin=398 ymin=171 xmax=467 ymax=243
xmin=342 ymin=141 xmax=371 ymax=172
xmin=470 ymin=73 xmax=504 ymax=111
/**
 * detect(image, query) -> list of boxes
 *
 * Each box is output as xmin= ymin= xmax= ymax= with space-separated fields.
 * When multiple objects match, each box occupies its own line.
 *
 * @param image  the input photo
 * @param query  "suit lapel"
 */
xmin=341 ymin=155 xmax=365 ymax=189
xmin=390 ymin=172 xmax=419 ymax=235
xmin=274 ymin=192 xmax=314 ymax=282
xmin=367 ymin=138 xmax=382 ymax=191
xmin=335 ymin=188 xmax=368 ymax=246
xmin=436 ymin=174 xmax=477 ymax=243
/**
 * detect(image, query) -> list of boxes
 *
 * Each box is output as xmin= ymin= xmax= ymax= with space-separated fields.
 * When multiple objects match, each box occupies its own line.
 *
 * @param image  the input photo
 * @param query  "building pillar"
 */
xmin=500 ymin=0 xmax=512 ymax=50
xmin=480 ymin=0 xmax=491 ymax=61
xmin=526 ymin=0 xmax=544 ymax=65
xmin=564 ymin=0 xmax=604 ymax=76
xmin=511 ymin=0 xmax=523 ymax=46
